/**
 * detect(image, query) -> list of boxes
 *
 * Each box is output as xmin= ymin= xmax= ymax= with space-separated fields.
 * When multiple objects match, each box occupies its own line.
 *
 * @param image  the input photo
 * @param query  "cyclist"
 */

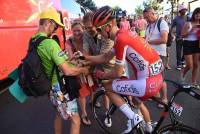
xmin=74 ymin=6 xmax=164 ymax=133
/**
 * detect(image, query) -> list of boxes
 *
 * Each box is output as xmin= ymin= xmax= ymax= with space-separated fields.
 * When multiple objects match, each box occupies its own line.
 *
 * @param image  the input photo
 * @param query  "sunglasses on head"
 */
xmin=97 ymin=21 xmax=111 ymax=31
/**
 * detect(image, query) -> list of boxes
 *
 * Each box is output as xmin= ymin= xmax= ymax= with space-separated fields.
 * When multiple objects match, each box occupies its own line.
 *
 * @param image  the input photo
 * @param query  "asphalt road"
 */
xmin=0 ymin=43 xmax=200 ymax=134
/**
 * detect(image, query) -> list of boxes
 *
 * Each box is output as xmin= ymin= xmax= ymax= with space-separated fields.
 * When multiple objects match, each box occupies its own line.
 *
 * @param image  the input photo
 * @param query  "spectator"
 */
xmin=64 ymin=20 xmax=93 ymax=126
xmin=134 ymin=15 xmax=147 ymax=38
xmin=36 ymin=8 xmax=88 ymax=134
xmin=164 ymin=15 xmax=172 ymax=70
xmin=143 ymin=7 xmax=168 ymax=107
xmin=181 ymin=7 xmax=200 ymax=87
xmin=171 ymin=4 xmax=188 ymax=70
xmin=127 ymin=15 xmax=132 ymax=27
xmin=82 ymin=12 xmax=115 ymax=127
xmin=119 ymin=15 xmax=131 ymax=31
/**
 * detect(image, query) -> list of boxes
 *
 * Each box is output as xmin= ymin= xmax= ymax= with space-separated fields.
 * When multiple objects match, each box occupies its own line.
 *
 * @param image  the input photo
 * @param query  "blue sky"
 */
xmin=93 ymin=0 xmax=145 ymax=14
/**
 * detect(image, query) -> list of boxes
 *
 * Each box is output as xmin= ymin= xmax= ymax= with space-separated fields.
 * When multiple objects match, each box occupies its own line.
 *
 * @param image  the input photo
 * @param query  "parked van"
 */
xmin=0 ymin=0 xmax=84 ymax=84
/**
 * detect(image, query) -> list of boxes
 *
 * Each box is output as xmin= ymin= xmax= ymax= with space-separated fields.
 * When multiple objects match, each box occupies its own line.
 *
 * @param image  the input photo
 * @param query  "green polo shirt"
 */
xmin=32 ymin=32 xmax=68 ymax=85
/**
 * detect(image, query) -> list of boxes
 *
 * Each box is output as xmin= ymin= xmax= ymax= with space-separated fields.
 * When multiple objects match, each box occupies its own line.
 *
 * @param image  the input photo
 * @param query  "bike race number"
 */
xmin=170 ymin=102 xmax=183 ymax=116
xmin=149 ymin=59 xmax=163 ymax=76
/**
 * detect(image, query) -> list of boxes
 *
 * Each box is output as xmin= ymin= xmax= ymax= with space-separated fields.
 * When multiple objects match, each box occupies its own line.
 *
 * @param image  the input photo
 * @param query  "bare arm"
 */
xmin=148 ymin=31 xmax=168 ymax=45
xmin=84 ymin=50 xmax=115 ymax=66
xmin=59 ymin=61 xmax=88 ymax=76
xmin=181 ymin=23 xmax=190 ymax=38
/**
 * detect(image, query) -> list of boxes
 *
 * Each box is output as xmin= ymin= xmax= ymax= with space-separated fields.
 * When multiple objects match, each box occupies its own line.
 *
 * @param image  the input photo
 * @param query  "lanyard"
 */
xmin=146 ymin=20 xmax=158 ymax=42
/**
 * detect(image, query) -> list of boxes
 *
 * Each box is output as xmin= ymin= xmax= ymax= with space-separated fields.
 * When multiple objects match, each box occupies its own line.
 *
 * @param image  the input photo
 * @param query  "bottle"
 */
xmin=52 ymin=84 xmax=64 ymax=101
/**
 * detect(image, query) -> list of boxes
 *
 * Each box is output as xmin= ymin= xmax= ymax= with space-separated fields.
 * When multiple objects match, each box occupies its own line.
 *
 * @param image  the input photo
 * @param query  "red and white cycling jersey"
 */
xmin=111 ymin=30 xmax=164 ymax=99
xmin=113 ymin=30 xmax=164 ymax=79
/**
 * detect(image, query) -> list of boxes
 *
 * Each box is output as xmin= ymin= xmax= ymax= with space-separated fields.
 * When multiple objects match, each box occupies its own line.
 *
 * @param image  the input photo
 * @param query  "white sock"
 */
xmin=119 ymin=103 xmax=135 ymax=119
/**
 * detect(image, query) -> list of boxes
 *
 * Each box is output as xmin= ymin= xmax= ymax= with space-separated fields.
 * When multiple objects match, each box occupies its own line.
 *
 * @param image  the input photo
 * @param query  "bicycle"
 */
xmin=92 ymin=79 xmax=200 ymax=134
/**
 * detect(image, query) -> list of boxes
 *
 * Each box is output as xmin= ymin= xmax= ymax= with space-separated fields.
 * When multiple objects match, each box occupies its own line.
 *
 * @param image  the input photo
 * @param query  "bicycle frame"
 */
xmin=151 ymin=80 xmax=200 ymax=134
xmin=92 ymin=78 xmax=200 ymax=134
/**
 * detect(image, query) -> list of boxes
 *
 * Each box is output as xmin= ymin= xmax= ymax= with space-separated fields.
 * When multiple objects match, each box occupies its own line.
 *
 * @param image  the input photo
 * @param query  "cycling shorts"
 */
xmin=112 ymin=74 xmax=163 ymax=101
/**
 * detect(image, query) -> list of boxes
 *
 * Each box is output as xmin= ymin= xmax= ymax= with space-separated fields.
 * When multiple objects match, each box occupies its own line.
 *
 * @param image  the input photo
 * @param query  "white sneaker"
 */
xmin=104 ymin=116 xmax=112 ymax=127
xmin=176 ymin=65 xmax=182 ymax=71
xmin=121 ymin=114 xmax=143 ymax=134
xmin=182 ymin=61 xmax=186 ymax=68
xmin=192 ymin=83 xmax=200 ymax=90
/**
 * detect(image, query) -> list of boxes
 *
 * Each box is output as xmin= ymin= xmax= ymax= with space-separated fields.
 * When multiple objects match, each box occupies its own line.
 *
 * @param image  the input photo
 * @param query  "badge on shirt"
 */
xmin=58 ymin=50 xmax=66 ymax=57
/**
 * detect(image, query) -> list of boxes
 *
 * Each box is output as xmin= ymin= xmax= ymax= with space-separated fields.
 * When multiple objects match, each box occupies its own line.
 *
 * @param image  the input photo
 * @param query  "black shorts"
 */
xmin=183 ymin=40 xmax=200 ymax=55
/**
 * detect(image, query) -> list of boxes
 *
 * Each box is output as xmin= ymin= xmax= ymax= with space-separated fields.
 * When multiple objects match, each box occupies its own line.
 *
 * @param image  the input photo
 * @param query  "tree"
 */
xmin=135 ymin=5 xmax=143 ymax=16
xmin=112 ymin=5 xmax=122 ymax=13
xmin=76 ymin=0 xmax=97 ymax=11
xmin=166 ymin=0 xmax=180 ymax=20
xmin=143 ymin=0 xmax=160 ymax=11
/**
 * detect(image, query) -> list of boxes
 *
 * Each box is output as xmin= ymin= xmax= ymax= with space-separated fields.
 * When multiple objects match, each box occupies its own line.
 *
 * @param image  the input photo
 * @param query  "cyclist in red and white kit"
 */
xmin=75 ymin=6 xmax=164 ymax=133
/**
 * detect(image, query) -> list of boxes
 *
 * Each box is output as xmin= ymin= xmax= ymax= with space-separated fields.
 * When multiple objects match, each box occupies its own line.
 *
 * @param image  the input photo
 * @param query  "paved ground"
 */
xmin=0 ymin=43 xmax=200 ymax=134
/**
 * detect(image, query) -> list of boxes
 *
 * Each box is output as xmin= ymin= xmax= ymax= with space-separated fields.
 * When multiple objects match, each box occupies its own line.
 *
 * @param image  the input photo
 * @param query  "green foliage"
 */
xmin=112 ymin=5 xmax=122 ymax=13
xmin=135 ymin=5 xmax=143 ymax=16
xmin=143 ymin=0 xmax=161 ymax=11
xmin=76 ymin=0 xmax=97 ymax=11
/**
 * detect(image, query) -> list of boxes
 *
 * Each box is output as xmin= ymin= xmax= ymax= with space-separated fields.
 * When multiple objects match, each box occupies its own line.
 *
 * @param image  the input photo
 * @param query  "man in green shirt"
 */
xmin=36 ymin=8 xmax=88 ymax=134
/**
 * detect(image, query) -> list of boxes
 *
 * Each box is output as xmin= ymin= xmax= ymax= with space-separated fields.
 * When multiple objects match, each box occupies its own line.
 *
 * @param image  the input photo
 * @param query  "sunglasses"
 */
xmin=50 ymin=20 xmax=58 ymax=31
xmin=97 ymin=21 xmax=111 ymax=31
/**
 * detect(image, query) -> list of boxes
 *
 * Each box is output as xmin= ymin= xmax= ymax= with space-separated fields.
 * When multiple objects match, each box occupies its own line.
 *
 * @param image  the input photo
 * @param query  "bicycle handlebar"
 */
xmin=165 ymin=79 xmax=200 ymax=101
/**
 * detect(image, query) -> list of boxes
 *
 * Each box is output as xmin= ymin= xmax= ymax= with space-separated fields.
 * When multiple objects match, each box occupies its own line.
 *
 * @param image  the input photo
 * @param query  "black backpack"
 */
xmin=157 ymin=18 xmax=173 ymax=47
xmin=18 ymin=36 xmax=53 ymax=97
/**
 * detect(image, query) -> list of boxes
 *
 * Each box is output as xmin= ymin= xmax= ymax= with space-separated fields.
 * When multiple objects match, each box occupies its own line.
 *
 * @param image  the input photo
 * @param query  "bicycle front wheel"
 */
xmin=92 ymin=89 xmax=130 ymax=134
xmin=157 ymin=124 xmax=199 ymax=134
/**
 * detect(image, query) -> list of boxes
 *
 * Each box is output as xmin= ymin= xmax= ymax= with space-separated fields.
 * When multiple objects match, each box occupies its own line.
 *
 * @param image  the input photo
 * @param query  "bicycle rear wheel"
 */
xmin=92 ymin=89 xmax=129 ymax=134
xmin=157 ymin=124 xmax=199 ymax=134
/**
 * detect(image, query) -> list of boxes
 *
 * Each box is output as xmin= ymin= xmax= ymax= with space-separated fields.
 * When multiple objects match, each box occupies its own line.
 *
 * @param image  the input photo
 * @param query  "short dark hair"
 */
xmin=39 ymin=19 xmax=48 ymax=25
xmin=191 ymin=7 xmax=200 ymax=22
